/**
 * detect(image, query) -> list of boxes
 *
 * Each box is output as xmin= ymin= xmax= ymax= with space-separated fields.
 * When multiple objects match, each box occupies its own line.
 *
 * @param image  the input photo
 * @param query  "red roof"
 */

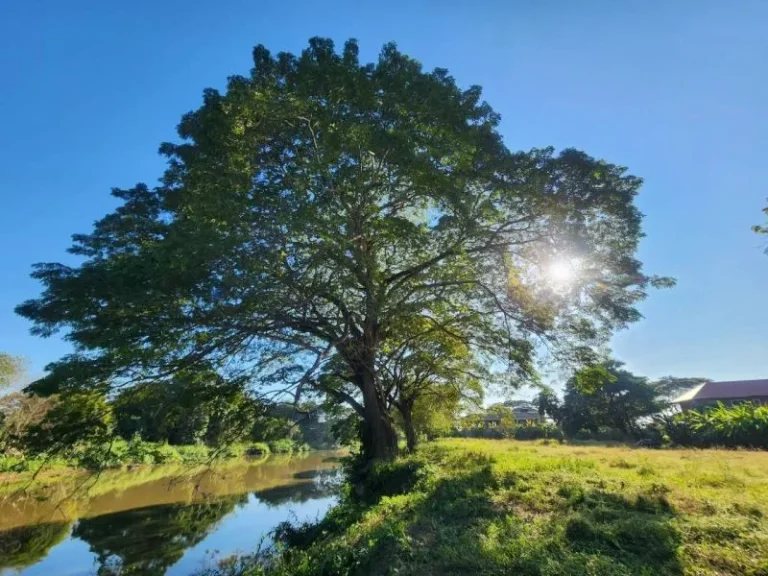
xmin=674 ymin=379 xmax=768 ymax=403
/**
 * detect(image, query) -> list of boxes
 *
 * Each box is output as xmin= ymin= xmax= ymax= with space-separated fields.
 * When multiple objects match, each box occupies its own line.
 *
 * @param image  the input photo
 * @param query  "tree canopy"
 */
xmin=376 ymin=314 xmax=485 ymax=451
xmin=111 ymin=370 xmax=258 ymax=446
xmin=17 ymin=38 xmax=670 ymax=461
xmin=538 ymin=362 xmax=709 ymax=437
xmin=0 ymin=353 xmax=26 ymax=390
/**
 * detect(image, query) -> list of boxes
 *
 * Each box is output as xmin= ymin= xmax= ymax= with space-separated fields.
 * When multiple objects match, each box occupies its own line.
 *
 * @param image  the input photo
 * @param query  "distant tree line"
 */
xmin=536 ymin=361 xmax=708 ymax=439
xmin=0 ymin=361 xmax=351 ymax=465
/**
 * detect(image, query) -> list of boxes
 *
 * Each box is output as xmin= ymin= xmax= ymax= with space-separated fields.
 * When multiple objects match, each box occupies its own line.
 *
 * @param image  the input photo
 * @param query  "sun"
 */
xmin=547 ymin=259 xmax=577 ymax=285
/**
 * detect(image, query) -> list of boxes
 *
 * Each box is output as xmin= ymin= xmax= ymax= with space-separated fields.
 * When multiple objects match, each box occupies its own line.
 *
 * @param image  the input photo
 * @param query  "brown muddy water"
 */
xmin=0 ymin=451 xmax=344 ymax=575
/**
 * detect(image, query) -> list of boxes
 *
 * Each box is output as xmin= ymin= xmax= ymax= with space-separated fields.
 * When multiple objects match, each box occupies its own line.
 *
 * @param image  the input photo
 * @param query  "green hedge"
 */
xmin=513 ymin=422 xmax=564 ymax=441
xmin=570 ymin=427 xmax=631 ymax=443
xmin=450 ymin=422 xmax=564 ymax=441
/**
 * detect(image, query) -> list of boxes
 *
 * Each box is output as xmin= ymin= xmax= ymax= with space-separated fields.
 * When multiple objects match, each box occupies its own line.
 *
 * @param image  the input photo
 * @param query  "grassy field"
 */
xmin=215 ymin=438 xmax=768 ymax=575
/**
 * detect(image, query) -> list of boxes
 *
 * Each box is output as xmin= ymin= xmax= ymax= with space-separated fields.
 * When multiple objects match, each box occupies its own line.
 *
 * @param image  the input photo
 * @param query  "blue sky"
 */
xmin=1 ymin=0 xmax=766 ymax=388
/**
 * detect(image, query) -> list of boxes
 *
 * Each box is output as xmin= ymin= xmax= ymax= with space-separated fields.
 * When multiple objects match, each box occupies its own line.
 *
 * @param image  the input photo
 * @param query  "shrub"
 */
xmin=664 ymin=402 xmax=768 ymax=449
xmin=513 ymin=422 xmax=564 ymax=441
xmin=175 ymin=444 xmax=211 ymax=463
xmin=214 ymin=444 xmax=246 ymax=459
xmin=350 ymin=453 xmax=425 ymax=503
xmin=75 ymin=439 xmax=129 ymax=470
xmin=124 ymin=434 xmax=156 ymax=465
xmin=451 ymin=426 xmax=514 ymax=439
xmin=246 ymin=442 xmax=270 ymax=456
xmin=571 ymin=426 xmax=629 ymax=442
xmin=268 ymin=439 xmax=297 ymax=453
xmin=0 ymin=454 xmax=34 ymax=473
xmin=151 ymin=442 xmax=182 ymax=464
xmin=2 ymin=433 xmax=300 ymax=475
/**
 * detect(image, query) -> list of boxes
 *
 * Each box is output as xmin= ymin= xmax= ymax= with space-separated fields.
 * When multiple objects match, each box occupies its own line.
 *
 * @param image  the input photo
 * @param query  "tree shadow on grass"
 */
xmin=415 ymin=472 xmax=681 ymax=575
xmin=558 ymin=489 xmax=681 ymax=573
xmin=287 ymin=451 xmax=684 ymax=576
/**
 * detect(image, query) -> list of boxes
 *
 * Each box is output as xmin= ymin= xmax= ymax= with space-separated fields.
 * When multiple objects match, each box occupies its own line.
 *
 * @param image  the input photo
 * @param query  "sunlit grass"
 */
xmin=212 ymin=439 xmax=768 ymax=575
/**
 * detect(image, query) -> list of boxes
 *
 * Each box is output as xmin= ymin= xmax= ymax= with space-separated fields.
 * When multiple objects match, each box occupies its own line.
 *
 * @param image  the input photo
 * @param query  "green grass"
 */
xmin=204 ymin=439 xmax=768 ymax=576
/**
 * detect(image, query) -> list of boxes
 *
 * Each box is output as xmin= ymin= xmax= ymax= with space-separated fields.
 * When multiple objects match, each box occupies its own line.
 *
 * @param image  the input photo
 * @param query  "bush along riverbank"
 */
xmin=0 ymin=436 xmax=311 ymax=476
xmin=201 ymin=438 xmax=768 ymax=576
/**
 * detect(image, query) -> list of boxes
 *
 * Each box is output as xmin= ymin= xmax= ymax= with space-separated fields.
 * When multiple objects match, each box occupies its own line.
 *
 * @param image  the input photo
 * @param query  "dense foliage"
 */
xmin=0 ymin=379 xmax=324 ymax=472
xmin=537 ymin=362 xmax=708 ymax=439
xmin=662 ymin=402 xmax=768 ymax=449
xmin=17 ymin=38 xmax=669 ymax=461
xmin=112 ymin=371 xmax=271 ymax=446
xmin=0 ymin=434 xmax=308 ymax=474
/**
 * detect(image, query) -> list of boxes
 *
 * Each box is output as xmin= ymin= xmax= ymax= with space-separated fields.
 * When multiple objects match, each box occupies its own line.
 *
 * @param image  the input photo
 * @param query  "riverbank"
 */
xmin=0 ymin=439 xmax=312 ymax=493
xmin=0 ymin=451 xmax=343 ymax=531
xmin=204 ymin=439 xmax=768 ymax=575
xmin=0 ymin=450 xmax=345 ymax=574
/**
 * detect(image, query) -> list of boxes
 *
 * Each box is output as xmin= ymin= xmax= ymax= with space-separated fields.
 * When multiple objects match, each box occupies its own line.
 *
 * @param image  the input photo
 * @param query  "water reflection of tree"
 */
xmin=255 ymin=469 xmax=340 ymax=506
xmin=0 ymin=521 xmax=72 ymax=570
xmin=73 ymin=494 xmax=246 ymax=575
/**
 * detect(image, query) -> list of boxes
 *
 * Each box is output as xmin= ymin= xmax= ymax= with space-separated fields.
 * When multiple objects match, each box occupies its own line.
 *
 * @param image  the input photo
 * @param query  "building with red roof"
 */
xmin=673 ymin=379 xmax=768 ymax=410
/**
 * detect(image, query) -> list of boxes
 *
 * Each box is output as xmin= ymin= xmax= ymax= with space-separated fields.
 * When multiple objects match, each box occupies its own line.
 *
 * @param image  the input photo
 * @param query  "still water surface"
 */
xmin=0 ymin=451 xmax=344 ymax=575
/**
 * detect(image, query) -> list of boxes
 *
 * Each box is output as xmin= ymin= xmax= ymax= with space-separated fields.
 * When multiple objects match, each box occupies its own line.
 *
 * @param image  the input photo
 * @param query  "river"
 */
xmin=0 ymin=451 xmax=344 ymax=575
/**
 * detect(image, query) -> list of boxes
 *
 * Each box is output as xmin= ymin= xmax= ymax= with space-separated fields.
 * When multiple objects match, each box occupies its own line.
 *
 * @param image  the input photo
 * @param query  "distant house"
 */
xmin=482 ymin=413 xmax=503 ymax=427
xmin=510 ymin=404 xmax=542 ymax=424
xmin=673 ymin=379 xmax=768 ymax=410
xmin=482 ymin=403 xmax=542 ymax=427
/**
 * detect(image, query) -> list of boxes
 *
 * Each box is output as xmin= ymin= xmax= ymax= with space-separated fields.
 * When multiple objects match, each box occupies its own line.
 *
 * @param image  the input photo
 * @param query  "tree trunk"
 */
xmin=400 ymin=403 xmax=417 ymax=453
xmin=357 ymin=361 xmax=398 ymax=462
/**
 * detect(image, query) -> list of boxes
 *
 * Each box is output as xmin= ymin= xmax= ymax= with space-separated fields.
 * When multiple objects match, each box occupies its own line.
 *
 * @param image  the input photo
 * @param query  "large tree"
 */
xmin=17 ymin=38 xmax=669 ymax=462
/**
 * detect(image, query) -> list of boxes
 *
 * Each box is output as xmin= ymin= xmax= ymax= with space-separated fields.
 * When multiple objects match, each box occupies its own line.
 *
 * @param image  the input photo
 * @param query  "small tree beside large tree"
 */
xmin=17 ymin=38 xmax=671 ymax=462
xmin=378 ymin=315 xmax=485 ymax=452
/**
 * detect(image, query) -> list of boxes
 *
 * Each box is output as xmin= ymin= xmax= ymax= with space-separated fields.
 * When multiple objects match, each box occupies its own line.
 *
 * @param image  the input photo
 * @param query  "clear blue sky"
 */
xmin=1 ymin=0 xmax=766 ymax=387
